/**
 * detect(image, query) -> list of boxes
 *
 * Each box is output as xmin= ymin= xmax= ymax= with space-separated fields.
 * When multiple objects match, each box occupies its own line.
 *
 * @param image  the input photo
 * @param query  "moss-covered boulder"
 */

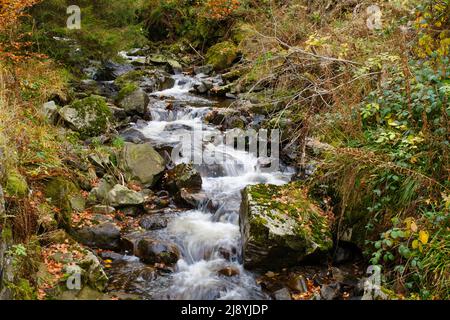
xmin=120 ymin=143 xmax=166 ymax=187
xmin=205 ymin=41 xmax=239 ymax=71
xmin=162 ymin=163 xmax=202 ymax=194
xmin=114 ymin=69 xmax=174 ymax=94
xmin=231 ymin=23 xmax=256 ymax=46
xmin=59 ymin=95 xmax=112 ymax=139
xmin=117 ymin=87 xmax=150 ymax=117
xmin=240 ymin=182 xmax=333 ymax=270
xmin=44 ymin=177 xmax=85 ymax=229
xmin=106 ymin=184 xmax=144 ymax=207
xmin=5 ymin=171 xmax=28 ymax=197
xmin=74 ymin=214 xmax=121 ymax=250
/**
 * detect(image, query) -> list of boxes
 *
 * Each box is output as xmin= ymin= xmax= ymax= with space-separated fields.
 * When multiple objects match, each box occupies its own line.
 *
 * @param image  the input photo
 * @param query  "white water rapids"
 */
xmin=135 ymin=74 xmax=294 ymax=300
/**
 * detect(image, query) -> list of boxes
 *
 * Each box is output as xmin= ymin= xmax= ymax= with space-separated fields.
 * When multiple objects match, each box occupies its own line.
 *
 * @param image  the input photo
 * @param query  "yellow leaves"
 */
xmin=412 ymin=239 xmax=419 ymax=249
xmin=419 ymin=230 xmax=429 ymax=245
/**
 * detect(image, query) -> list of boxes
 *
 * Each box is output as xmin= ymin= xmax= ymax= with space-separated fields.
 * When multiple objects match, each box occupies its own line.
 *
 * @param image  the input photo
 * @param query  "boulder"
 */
xmin=194 ymin=65 xmax=214 ymax=76
xmin=107 ymin=184 xmax=144 ymax=207
xmin=163 ymin=163 xmax=202 ymax=194
xmin=120 ymin=143 xmax=165 ymax=187
xmin=117 ymin=87 xmax=150 ymax=117
xmin=59 ymin=95 xmax=112 ymax=139
xmin=139 ymin=214 xmax=170 ymax=230
xmin=4 ymin=171 xmax=28 ymax=197
xmin=42 ymin=101 xmax=59 ymax=123
xmin=44 ymin=177 xmax=84 ymax=228
xmin=136 ymin=237 xmax=180 ymax=265
xmin=148 ymin=54 xmax=183 ymax=73
xmin=205 ymin=41 xmax=239 ymax=71
xmin=75 ymin=215 xmax=121 ymax=250
xmin=240 ymin=182 xmax=333 ymax=269
xmin=88 ymin=175 xmax=116 ymax=204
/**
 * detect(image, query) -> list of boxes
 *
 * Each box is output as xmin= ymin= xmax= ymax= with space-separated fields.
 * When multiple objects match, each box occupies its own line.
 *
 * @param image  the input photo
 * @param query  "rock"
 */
xmin=44 ymin=177 xmax=84 ymax=228
xmin=320 ymin=283 xmax=341 ymax=300
xmin=91 ymin=205 xmax=115 ymax=215
xmin=239 ymin=182 xmax=333 ymax=269
xmin=75 ymin=215 xmax=121 ymax=250
xmin=287 ymin=274 xmax=308 ymax=293
xmin=4 ymin=171 xmax=28 ymax=197
xmin=210 ymin=82 xmax=235 ymax=96
xmin=59 ymin=95 xmax=112 ymax=139
xmin=148 ymin=54 xmax=183 ymax=73
xmin=94 ymin=60 xmax=131 ymax=81
xmin=139 ymin=214 xmax=170 ymax=230
xmin=120 ymin=142 xmax=165 ymax=187
xmin=193 ymin=80 xmax=214 ymax=94
xmin=88 ymin=175 xmax=116 ymax=204
xmin=205 ymin=41 xmax=239 ymax=71
xmin=218 ymin=266 xmax=240 ymax=277
xmin=176 ymin=190 xmax=208 ymax=208
xmin=194 ymin=65 xmax=214 ymax=76
xmin=163 ymin=163 xmax=202 ymax=194
xmin=331 ymin=267 xmax=346 ymax=283
xmin=231 ymin=23 xmax=255 ymax=45
xmin=42 ymin=101 xmax=59 ymax=123
xmin=117 ymin=87 xmax=150 ymax=117
xmin=108 ymin=104 xmax=127 ymax=121
xmin=273 ymin=288 xmax=292 ymax=300
xmin=120 ymin=127 xmax=149 ymax=144
xmin=107 ymin=184 xmax=144 ymax=207
xmin=136 ymin=237 xmax=180 ymax=265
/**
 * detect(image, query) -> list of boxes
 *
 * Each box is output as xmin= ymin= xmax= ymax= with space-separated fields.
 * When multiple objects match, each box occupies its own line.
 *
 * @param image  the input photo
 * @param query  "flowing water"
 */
xmin=127 ymin=74 xmax=295 ymax=300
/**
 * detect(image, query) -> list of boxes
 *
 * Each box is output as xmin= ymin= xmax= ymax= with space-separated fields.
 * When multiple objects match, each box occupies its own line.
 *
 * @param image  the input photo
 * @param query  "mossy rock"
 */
xmin=162 ymin=163 xmax=202 ymax=195
xmin=240 ymin=182 xmax=333 ymax=270
xmin=120 ymin=143 xmax=165 ymax=187
xmin=231 ymin=23 xmax=256 ymax=45
xmin=5 ymin=171 xmax=28 ymax=197
xmin=59 ymin=95 xmax=112 ymax=139
xmin=205 ymin=41 xmax=239 ymax=71
xmin=44 ymin=177 xmax=84 ymax=229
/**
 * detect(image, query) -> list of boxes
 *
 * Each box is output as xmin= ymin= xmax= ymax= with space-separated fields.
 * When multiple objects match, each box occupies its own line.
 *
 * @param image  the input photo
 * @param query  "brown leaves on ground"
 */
xmin=38 ymin=242 xmax=86 ymax=299
xmin=72 ymin=210 xmax=94 ymax=228
xmin=291 ymin=279 xmax=321 ymax=300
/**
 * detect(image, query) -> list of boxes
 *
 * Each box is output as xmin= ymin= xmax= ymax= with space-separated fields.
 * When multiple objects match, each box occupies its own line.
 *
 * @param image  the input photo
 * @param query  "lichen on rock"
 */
xmin=240 ymin=182 xmax=333 ymax=269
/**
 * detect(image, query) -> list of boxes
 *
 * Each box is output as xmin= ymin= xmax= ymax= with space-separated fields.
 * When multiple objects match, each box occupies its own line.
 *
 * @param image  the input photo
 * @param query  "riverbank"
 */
xmin=0 ymin=0 xmax=448 ymax=300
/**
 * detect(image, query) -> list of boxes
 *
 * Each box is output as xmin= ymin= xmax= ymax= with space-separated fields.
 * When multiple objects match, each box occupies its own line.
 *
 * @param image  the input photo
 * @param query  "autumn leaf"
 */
xmin=419 ymin=230 xmax=429 ymax=245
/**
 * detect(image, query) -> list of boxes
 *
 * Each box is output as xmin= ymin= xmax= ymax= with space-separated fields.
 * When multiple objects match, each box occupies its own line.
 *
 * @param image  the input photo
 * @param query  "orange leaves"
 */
xmin=39 ymin=242 xmax=86 ymax=299
xmin=291 ymin=279 xmax=320 ymax=300
xmin=72 ymin=210 xmax=94 ymax=228
xmin=0 ymin=0 xmax=41 ymax=31
xmin=0 ymin=0 xmax=44 ymax=64
xmin=203 ymin=0 xmax=240 ymax=21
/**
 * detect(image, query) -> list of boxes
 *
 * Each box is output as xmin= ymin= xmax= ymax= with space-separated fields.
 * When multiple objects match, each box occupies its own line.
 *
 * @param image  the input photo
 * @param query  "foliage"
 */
xmin=0 ymin=0 xmax=44 ymax=64
xmin=143 ymin=0 xmax=240 ymax=47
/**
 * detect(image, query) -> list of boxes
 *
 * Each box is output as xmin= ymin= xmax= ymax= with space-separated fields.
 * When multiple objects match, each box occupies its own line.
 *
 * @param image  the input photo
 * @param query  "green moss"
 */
xmin=116 ymin=83 xmax=139 ymax=102
xmin=44 ymin=177 xmax=81 ymax=229
xmin=205 ymin=41 xmax=239 ymax=71
xmin=5 ymin=278 xmax=37 ymax=300
xmin=5 ymin=171 xmax=28 ymax=197
xmin=245 ymin=182 xmax=333 ymax=254
xmin=114 ymin=70 xmax=146 ymax=91
xmin=69 ymin=95 xmax=112 ymax=138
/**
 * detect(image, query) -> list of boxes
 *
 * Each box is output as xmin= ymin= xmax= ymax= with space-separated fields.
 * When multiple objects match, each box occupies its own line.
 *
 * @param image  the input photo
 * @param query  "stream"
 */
xmin=96 ymin=60 xmax=295 ymax=299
